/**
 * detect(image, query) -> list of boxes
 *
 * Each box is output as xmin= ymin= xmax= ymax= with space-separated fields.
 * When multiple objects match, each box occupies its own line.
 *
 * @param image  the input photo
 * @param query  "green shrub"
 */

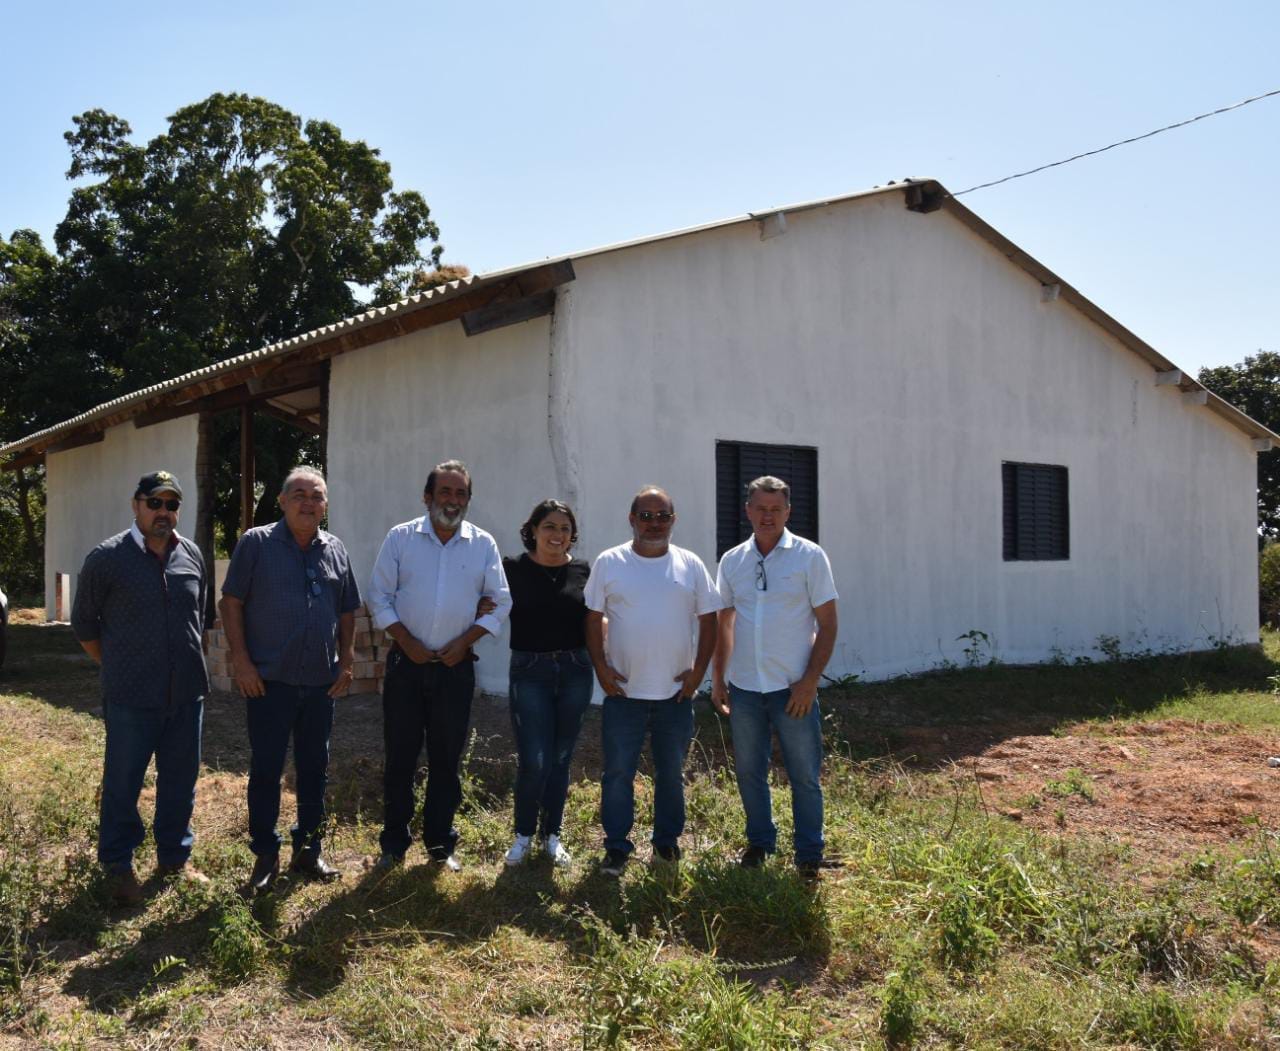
xmin=207 ymin=898 xmax=270 ymax=982
xmin=1261 ymin=542 xmax=1280 ymax=626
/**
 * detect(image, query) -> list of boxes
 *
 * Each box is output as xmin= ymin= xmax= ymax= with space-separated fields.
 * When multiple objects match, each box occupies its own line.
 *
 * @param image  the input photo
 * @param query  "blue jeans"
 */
xmin=728 ymin=684 xmax=825 ymax=864
xmin=509 ymin=649 xmax=594 ymax=838
xmin=601 ymin=693 xmax=694 ymax=855
xmin=99 ymin=698 xmax=203 ymax=871
xmin=246 ymin=680 xmax=336 ymax=858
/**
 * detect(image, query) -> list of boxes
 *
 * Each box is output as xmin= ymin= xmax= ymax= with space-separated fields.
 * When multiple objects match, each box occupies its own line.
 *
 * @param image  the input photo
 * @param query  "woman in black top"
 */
xmin=502 ymin=500 xmax=593 ymax=867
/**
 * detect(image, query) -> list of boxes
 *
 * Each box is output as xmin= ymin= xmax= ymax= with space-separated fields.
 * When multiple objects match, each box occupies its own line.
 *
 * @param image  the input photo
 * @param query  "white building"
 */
xmin=4 ymin=179 xmax=1273 ymax=690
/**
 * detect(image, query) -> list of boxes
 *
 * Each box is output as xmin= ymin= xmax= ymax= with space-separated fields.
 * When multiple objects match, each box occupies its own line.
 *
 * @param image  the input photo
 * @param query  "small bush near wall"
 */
xmin=1260 ymin=542 xmax=1280 ymax=627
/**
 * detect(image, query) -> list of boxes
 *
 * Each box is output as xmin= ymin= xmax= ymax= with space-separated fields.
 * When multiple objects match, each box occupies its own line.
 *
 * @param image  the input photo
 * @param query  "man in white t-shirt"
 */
xmin=711 ymin=475 xmax=839 ymax=880
xmin=585 ymin=486 xmax=720 ymax=876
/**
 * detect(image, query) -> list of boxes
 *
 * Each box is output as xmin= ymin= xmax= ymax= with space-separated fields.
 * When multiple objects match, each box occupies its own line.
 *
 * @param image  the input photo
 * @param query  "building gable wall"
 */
xmin=322 ymin=192 xmax=1257 ymax=685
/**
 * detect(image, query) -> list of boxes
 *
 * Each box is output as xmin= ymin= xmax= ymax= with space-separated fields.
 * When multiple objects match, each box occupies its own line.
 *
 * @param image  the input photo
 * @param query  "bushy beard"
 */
xmin=429 ymin=502 xmax=465 ymax=530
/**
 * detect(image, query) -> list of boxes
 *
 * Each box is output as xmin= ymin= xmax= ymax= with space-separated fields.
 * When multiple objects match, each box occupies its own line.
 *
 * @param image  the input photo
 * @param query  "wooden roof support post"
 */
xmin=239 ymin=404 xmax=255 ymax=536
xmin=195 ymin=409 xmax=217 ymax=628
xmin=319 ymin=359 xmax=330 ymax=472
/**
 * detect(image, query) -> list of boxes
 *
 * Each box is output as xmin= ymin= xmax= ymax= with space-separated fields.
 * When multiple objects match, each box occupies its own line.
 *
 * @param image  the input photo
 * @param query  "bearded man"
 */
xmin=366 ymin=460 xmax=511 ymax=871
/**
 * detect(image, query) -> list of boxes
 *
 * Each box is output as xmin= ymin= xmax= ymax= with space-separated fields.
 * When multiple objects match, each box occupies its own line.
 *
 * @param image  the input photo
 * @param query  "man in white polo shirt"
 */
xmin=585 ymin=486 xmax=720 ymax=877
xmin=711 ymin=475 xmax=838 ymax=879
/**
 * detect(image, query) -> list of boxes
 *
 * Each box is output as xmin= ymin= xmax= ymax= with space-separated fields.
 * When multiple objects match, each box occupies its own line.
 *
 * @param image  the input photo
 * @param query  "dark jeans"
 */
xmin=508 ymin=648 xmax=594 ymax=838
xmin=600 ymin=693 xmax=694 ymax=855
xmin=246 ymin=680 xmax=336 ymax=858
xmin=98 ymin=698 xmax=203 ymax=870
xmin=379 ymin=649 xmax=474 ymax=858
xmin=728 ymin=684 xmax=825 ymax=864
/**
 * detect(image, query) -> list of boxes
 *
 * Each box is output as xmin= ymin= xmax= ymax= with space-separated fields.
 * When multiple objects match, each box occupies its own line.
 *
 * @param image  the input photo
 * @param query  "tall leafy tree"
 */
xmin=1200 ymin=351 xmax=1280 ymax=538
xmin=1 ymin=93 xmax=445 ymax=568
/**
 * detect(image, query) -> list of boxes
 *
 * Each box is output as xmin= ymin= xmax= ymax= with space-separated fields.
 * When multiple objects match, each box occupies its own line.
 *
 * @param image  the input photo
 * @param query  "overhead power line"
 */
xmin=954 ymin=87 xmax=1280 ymax=197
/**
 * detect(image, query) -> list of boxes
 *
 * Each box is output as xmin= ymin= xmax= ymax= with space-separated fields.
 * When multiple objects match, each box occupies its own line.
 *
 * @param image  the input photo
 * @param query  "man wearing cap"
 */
xmin=72 ymin=471 xmax=210 ymax=906
xmin=219 ymin=466 xmax=361 ymax=894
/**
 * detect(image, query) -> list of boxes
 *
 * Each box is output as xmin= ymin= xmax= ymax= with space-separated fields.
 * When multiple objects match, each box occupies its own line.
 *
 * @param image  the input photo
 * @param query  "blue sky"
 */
xmin=2 ymin=0 xmax=1276 ymax=376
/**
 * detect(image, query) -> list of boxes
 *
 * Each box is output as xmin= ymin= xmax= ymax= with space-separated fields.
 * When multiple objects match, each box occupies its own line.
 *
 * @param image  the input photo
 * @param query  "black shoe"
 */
xmin=427 ymin=848 xmax=462 ymax=872
xmin=796 ymin=857 xmax=841 ymax=883
xmin=289 ymin=850 xmax=341 ymax=882
xmin=247 ymin=852 xmax=280 ymax=895
xmin=739 ymin=845 xmax=769 ymax=869
xmin=599 ymin=849 xmax=629 ymax=877
xmin=653 ymin=844 xmax=681 ymax=864
xmin=372 ymin=851 xmax=403 ymax=872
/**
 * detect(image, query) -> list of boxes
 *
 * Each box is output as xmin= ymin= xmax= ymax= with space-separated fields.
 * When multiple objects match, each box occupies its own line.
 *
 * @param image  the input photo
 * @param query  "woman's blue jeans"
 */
xmin=728 ymin=684 xmax=825 ymax=864
xmin=508 ymin=648 xmax=594 ymax=838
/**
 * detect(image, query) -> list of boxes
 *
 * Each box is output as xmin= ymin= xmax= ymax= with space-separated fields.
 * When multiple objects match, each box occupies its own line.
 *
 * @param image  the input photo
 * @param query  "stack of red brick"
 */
xmin=204 ymin=603 xmax=389 ymax=695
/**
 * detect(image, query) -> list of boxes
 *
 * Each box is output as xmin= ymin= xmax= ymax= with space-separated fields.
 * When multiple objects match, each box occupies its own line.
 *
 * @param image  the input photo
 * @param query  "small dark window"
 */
xmin=716 ymin=441 xmax=818 ymax=557
xmin=1002 ymin=462 xmax=1069 ymax=561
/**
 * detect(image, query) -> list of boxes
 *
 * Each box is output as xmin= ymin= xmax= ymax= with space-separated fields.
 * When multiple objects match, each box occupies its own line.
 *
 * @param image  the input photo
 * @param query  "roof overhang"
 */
xmin=1 ymin=259 xmax=576 ymax=467
xmin=4 ymin=179 xmax=1276 ymax=466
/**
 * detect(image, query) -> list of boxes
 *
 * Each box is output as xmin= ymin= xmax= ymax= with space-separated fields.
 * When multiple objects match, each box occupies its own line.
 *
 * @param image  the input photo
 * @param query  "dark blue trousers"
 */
xmin=246 ymin=680 xmax=336 ymax=858
xmin=99 ymin=698 xmax=202 ymax=870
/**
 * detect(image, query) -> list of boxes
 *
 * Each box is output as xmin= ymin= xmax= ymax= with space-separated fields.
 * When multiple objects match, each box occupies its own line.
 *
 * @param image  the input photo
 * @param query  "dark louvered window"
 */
xmin=1002 ymin=462 xmax=1069 ymax=561
xmin=716 ymin=442 xmax=818 ymax=558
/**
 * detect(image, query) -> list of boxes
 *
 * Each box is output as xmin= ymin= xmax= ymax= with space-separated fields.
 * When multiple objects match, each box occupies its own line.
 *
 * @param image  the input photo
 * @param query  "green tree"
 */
xmin=1 ymin=93 xmax=446 ymax=572
xmin=1199 ymin=352 xmax=1280 ymax=538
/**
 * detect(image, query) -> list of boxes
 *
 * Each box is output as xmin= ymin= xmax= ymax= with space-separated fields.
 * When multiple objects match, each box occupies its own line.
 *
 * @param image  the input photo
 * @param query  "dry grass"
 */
xmin=0 ymin=618 xmax=1279 ymax=1047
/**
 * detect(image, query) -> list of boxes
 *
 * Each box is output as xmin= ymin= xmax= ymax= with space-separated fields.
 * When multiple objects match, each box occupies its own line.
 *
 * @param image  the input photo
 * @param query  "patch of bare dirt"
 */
xmin=916 ymin=720 xmax=1280 ymax=861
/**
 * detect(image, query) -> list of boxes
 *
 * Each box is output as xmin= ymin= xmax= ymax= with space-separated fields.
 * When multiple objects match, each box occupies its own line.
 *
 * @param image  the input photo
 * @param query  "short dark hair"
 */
xmin=520 ymin=500 xmax=579 ymax=552
xmin=629 ymin=485 xmax=674 ymax=515
xmin=425 ymin=459 xmax=472 ymax=496
xmin=746 ymin=475 xmax=790 ymax=505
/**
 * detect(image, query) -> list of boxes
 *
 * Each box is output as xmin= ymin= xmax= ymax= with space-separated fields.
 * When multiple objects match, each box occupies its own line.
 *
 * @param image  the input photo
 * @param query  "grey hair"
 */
xmin=279 ymin=466 xmax=328 ymax=498
xmin=425 ymin=459 xmax=472 ymax=496
xmin=630 ymin=485 xmax=674 ymax=515
xmin=746 ymin=475 xmax=790 ymax=505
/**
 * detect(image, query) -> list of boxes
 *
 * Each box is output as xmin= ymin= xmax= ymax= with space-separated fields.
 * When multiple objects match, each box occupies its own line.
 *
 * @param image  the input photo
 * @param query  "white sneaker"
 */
xmin=505 ymin=835 xmax=532 ymax=867
xmin=546 ymin=834 xmax=571 ymax=867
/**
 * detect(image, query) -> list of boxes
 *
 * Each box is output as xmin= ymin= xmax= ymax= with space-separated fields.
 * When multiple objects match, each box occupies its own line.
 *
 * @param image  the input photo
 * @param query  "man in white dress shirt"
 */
xmin=367 ymin=460 xmax=511 ymax=870
xmin=585 ymin=486 xmax=720 ymax=876
xmin=711 ymin=476 xmax=838 ymax=879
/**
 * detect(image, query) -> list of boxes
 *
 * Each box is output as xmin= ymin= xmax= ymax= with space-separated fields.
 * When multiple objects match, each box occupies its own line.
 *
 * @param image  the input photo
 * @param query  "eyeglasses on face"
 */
xmin=755 ymin=558 xmax=768 ymax=591
xmin=144 ymin=497 xmax=181 ymax=512
xmin=635 ymin=511 xmax=674 ymax=523
xmin=305 ymin=566 xmax=322 ymax=597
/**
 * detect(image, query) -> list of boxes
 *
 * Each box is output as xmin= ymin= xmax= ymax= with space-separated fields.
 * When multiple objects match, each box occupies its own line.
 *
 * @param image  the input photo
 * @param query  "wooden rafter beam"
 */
xmin=462 ymin=290 xmax=557 ymax=337
xmin=47 ymin=431 xmax=104 ymax=454
xmin=2 ymin=451 xmax=45 ymax=472
xmin=257 ymin=402 xmax=322 ymax=434
xmin=133 ymin=378 xmax=322 ymax=429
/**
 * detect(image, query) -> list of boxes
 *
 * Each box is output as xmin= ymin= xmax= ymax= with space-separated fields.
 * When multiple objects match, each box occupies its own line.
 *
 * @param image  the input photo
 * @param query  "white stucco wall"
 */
xmin=44 ymin=416 xmax=200 ymax=620
xmin=325 ymin=193 xmax=1259 ymax=687
xmin=327 ymin=316 xmax=560 ymax=691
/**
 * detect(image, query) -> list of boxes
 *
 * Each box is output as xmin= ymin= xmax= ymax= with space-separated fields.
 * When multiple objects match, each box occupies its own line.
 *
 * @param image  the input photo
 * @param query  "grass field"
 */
xmin=1 ymin=619 xmax=1278 ymax=1048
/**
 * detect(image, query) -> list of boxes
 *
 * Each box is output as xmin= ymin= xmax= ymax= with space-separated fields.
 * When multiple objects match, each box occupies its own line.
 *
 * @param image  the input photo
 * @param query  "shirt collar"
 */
xmin=751 ymin=528 xmax=795 ymax=558
xmin=415 ymin=515 xmax=476 ymax=546
xmin=270 ymin=517 xmax=328 ymax=548
xmin=130 ymin=522 xmax=182 ymax=553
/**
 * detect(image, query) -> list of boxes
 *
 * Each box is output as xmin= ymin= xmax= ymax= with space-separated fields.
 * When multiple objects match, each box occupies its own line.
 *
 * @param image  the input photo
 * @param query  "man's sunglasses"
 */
xmin=634 ymin=511 xmax=674 ymax=523
xmin=143 ymin=497 xmax=181 ymax=512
